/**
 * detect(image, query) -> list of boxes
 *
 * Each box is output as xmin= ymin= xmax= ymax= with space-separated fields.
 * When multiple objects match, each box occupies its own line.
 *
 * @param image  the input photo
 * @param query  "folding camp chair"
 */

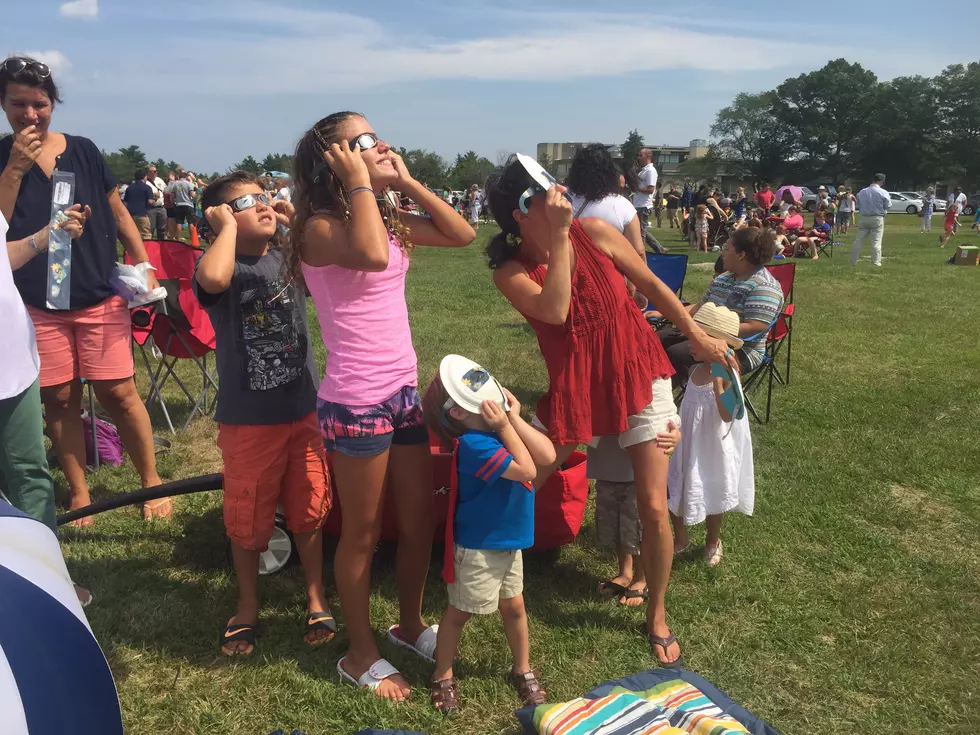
xmin=126 ymin=240 xmax=218 ymax=433
xmin=740 ymin=262 xmax=795 ymax=423
xmin=644 ymin=252 xmax=688 ymax=329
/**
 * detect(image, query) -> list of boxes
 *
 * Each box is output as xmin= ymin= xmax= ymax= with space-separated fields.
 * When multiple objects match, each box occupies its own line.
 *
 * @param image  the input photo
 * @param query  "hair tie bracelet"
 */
xmin=349 ymin=186 xmax=374 ymax=197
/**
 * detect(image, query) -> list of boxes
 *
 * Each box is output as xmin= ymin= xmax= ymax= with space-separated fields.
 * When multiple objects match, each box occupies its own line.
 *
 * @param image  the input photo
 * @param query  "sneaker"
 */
xmin=710 ymin=245 xmax=721 ymax=252
xmin=704 ymin=541 xmax=724 ymax=567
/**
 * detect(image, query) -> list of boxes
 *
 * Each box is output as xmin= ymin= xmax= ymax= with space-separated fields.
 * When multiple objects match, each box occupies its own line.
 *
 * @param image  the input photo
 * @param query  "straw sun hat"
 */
xmin=694 ymin=303 xmax=744 ymax=350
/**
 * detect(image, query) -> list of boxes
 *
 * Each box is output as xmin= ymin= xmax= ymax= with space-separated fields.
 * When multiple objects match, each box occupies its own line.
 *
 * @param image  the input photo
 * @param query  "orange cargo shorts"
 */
xmin=217 ymin=412 xmax=331 ymax=551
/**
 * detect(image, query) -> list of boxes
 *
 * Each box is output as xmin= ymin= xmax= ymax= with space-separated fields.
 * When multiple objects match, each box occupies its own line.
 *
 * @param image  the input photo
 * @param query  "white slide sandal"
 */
xmin=386 ymin=624 xmax=439 ymax=664
xmin=336 ymin=657 xmax=401 ymax=691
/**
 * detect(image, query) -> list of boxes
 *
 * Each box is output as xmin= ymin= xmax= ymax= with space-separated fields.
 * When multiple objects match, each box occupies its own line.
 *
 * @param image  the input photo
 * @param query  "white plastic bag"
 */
xmin=110 ymin=262 xmax=167 ymax=308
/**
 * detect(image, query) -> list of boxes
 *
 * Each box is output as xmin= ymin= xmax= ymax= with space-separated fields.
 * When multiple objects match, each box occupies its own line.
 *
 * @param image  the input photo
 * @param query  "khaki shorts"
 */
xmin=586 ymin=378 xmax=680 ymax=450
xmin=447 ymin=545 xmax=523 ymax=615
xmin=595 ymin=480 xmax=642 ymax=555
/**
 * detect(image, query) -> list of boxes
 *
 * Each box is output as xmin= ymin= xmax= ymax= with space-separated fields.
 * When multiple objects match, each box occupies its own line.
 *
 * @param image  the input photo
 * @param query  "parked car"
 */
xmin=905 ymin=192 xmax=946 ymax=212
xmin=887 ymin=191 xmax=924 ymax=214
xmin=800 ymin=187 xmax=817 ymax=211
xmin=962 ymin=194 xmax=979 ymax=217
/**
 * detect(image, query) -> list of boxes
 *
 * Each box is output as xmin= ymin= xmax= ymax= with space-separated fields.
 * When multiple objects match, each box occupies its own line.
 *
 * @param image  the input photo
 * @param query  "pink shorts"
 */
xmin=27 ymin=296 xmax=135 ymax=388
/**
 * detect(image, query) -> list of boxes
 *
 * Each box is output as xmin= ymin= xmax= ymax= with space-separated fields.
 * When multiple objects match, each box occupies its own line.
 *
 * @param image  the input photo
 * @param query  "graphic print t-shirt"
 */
xmin=193 ymin=248 xmax=318 ymax=425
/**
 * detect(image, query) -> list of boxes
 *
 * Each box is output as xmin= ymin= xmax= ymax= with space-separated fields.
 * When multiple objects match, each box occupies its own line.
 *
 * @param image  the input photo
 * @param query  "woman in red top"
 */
xmin=485 ymin=156 xmax=731 ymax=666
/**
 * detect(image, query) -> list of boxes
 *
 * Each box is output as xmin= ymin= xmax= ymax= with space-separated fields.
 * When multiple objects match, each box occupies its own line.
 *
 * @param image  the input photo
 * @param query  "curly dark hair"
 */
xmin=729 ymin=226 xmax=778 ymax=267
xmin=483 ymin=155 xmax=535 ymax=269
xmin=565 ymin=144 xmax=621 ymax=203
xmin=286 ymin=111 xmax=410 ymax=285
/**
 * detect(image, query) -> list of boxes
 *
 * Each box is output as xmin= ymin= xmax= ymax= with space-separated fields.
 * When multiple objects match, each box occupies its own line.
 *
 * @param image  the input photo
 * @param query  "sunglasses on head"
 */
xmin=226 ymin=192 xmax=271 ymax=212
xmin=2 ymin=58 xmax=51 ymax=80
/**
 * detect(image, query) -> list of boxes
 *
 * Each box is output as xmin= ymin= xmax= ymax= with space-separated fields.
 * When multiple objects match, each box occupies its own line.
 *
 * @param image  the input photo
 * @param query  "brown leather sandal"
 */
xmin=430 ymin=677 xmax=461 ymax=714
xmin=510 ymin=669 xmax=547 ymax=706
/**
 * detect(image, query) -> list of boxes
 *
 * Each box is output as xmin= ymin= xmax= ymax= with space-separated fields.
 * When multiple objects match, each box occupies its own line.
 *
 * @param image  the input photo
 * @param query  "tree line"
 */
xmin=707 ymin=59 xmax=980 ymax=190
xmin=93 ymin=144 xmax=495 ymax=192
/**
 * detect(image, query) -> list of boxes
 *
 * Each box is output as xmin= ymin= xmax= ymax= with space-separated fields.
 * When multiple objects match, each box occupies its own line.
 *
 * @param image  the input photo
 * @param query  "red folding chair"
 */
xmin=126 ymin=240 xmax=218 ymax=433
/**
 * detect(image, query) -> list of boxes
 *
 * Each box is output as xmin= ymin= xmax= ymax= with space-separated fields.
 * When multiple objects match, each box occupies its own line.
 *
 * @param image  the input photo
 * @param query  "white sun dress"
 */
xmin=667 ymin=378 xmax=755 ymax=525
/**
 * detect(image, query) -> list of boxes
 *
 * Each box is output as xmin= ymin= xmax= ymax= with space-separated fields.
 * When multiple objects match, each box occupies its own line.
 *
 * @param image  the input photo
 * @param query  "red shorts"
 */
xmin=27 ymin=296 xmax=135 ymax=388
xmin=218 ymin=413 xmax=330 ymax=551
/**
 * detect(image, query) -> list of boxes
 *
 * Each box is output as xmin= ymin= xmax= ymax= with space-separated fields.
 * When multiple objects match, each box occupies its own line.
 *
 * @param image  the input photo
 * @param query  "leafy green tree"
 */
xmin=710 ymin=91 xmax=795 ymax=183
xmin=621 ymin=129 xmax=645 ymax=168
xmin=260 ymin=153 xmax=292 ymax=174
xmin=934 ymin=62 xmax=980 ymax=189
xmin=676 ymin=148 xmax=722 ymax=184
xmin=771 ymin=59 xmax=879 ymax=181
xmin=448 ymin=151 xmax=495 ymax=190
xmin=853 ymin=75 xmax=941 ymax=188
xmin=102 ymin=144 xmax=149 ymax=183
xmin=397 ymin=147 xmax=448 ymax=189
xmin=232 ymin=155 xmax=263 ymax=174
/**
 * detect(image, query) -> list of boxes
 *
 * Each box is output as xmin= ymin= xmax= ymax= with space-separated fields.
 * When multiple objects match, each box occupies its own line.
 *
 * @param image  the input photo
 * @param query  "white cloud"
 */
xmin=20 ymin=50 xmax=72 ymax=76
xmin=59 ymin=0 xmax=98 ymax=19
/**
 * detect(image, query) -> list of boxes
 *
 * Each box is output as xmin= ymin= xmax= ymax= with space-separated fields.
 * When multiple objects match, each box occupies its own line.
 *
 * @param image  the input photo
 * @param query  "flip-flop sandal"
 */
xmin=597 ymin=580 xmax=628 ymax=597
xmin=648 ymin=632 xmax=685 ymax=670
xmin=618 ymin=587 xmax=649 ymax=605
xmin=430 ymin=677 xmax=461 ymax=715
xmin=387 ymin=624 xmax=438 ymax=664
xmin=220 ymin=622 xmax=258 ymax=656
xmin=304 ymin=612 xmax=337 ymax=646
xmin=336 ymin=657 xmax=402 ymax=692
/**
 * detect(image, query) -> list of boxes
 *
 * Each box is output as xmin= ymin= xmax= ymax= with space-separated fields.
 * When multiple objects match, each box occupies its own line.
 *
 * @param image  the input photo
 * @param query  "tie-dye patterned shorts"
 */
xmin=317 ymin=384 xmax=428 ymax=457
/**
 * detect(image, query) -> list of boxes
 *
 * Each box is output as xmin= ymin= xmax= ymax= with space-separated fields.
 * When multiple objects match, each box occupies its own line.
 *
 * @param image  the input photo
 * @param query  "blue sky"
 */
xmin=4 ymin=0 xmax=978 ymax=173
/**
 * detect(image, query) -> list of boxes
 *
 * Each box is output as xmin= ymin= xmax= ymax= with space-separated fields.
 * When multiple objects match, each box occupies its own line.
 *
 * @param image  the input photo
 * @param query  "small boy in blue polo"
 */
xmin=421 ymin=356 xmax=556 ymax=714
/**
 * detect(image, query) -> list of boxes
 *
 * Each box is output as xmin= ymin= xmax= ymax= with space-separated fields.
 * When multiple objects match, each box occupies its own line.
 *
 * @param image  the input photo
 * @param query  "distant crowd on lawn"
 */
xmin=0 ymin=52 xmax=973 ymax=722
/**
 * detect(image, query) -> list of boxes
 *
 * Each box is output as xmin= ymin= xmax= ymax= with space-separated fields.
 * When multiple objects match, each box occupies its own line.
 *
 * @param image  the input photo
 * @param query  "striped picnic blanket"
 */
xmin=532 ymin=679 xmax=751 ymax=735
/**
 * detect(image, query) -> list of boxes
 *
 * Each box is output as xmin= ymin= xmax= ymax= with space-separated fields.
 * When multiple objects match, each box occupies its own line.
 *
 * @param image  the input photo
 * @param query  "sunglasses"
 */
xmin=311 ymin=133 xmax=381 ymax=183
xmin=2 ymin=58 xmax=51 ymax=80
xmin=226 ymin=192 xmax=271 ymax=212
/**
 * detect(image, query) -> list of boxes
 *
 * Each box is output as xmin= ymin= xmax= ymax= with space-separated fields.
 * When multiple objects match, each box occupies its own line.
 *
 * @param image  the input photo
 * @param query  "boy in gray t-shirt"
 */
xmin=586 ymin=422 xmax=679 ymax=607
xmin=193 ymin=171 xmax=334 ymax=657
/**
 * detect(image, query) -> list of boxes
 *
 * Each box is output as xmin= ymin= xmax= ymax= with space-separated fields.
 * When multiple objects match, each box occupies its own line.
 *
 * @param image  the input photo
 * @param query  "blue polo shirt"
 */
xmin=0 ymin=134 xmax=119 ymax=311
xmin=123 ymin=180 xmax=153 ymax=217
xmin=454 ymin=431 xmax=535 ymax=551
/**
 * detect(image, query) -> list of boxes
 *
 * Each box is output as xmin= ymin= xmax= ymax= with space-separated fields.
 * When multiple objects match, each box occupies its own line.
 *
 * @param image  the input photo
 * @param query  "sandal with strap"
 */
xmin=648 ymin=632 xmax=685 ymax=670
xmin=220 ymin=622 xmax=258 ymax=656
xmin=618 ymin=586 xmax=649 ymax=606
xmin=597 ymin=580 xmax=628 ymax=597
xmin=304 ymin=612 xmax=337 ymax=646
xmin=387 ymin=624 xmax=439 ymax=664
xmin=336 ymin=657 xmax=402 ymax=693
xmin=510 ymin=669 xmax=547 ymax=706
xmin=430 ymin=677 xmax=461 ymax=715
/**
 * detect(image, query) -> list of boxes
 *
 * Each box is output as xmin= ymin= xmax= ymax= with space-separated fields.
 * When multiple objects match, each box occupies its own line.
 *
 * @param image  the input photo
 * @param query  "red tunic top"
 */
xmin=515 ymin=220 xmax=674 ymax=445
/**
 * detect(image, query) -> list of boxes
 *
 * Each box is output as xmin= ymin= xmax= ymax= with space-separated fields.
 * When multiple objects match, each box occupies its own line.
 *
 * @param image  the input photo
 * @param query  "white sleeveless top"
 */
xmin=568 ymin=193 xmax=637 ymax=233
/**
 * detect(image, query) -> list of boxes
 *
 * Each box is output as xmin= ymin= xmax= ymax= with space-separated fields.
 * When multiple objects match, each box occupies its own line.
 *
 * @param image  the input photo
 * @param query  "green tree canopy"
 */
xmin=103 ymin=144 xmax=148 ymax=183
xmin=621 ymin=129 xmax=645 ymax=169
xmin=397 ymin=147 xmax=449 ymax=189
xmin=710 ymin=91 xmax=796 ymax=184
xmin=448 ymin=151 xmax=495 ymax=190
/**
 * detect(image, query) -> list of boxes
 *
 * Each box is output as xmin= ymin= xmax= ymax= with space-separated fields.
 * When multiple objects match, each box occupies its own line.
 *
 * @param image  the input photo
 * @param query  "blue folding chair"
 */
xmin=644 ymin=252 xmax=688 ymax=329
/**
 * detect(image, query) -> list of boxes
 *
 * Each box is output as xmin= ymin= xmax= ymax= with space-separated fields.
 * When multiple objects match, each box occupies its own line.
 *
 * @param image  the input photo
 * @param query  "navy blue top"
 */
xmin=123 ymin=180 xmax=153 ymax=217
xmin=0 ymin=134 xmax=119 ymax=311
xmin=454 ymin=431 xmax=535 ymax=551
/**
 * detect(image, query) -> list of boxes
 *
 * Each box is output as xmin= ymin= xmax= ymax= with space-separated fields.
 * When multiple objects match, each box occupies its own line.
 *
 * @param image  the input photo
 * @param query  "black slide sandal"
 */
xmin=220 ymin=623 xmax=258 ymax=656
xmin=304 ymin=612 xmax=337 ymax=646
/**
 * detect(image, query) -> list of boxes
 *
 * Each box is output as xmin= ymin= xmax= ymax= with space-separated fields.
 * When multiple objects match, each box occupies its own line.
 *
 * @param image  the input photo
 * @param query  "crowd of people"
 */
xmin=0 ymin=53 xmax=969 ymax=724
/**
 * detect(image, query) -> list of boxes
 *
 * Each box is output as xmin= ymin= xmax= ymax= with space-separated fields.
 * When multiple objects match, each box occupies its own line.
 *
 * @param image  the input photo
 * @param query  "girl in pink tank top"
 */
xmin=286 ymin=112 xmax=475 ymax=700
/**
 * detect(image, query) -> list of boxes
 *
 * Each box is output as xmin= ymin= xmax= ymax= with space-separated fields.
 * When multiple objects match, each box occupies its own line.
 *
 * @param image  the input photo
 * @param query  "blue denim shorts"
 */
xmin=317 ymin=385 xmax=428 ymax=457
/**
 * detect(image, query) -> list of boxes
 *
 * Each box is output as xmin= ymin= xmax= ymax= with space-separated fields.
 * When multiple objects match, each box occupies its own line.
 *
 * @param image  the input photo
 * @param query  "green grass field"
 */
xmin=60 ymin=215 xmax=980 ymax=734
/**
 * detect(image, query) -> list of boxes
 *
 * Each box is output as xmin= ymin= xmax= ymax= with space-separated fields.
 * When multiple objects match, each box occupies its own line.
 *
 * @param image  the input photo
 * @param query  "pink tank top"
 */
xmin=302 ymin=232 xmax=418 ymax=406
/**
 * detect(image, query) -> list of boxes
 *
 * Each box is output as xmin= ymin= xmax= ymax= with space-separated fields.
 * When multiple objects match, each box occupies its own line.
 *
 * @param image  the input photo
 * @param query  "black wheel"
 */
xmin=964 ymin=205 xmax=976 ymax=216
xmin=906 ymin=205 xmax=917 ymax=215
xmin=805 ymin=201 xmax=814 ymax=212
